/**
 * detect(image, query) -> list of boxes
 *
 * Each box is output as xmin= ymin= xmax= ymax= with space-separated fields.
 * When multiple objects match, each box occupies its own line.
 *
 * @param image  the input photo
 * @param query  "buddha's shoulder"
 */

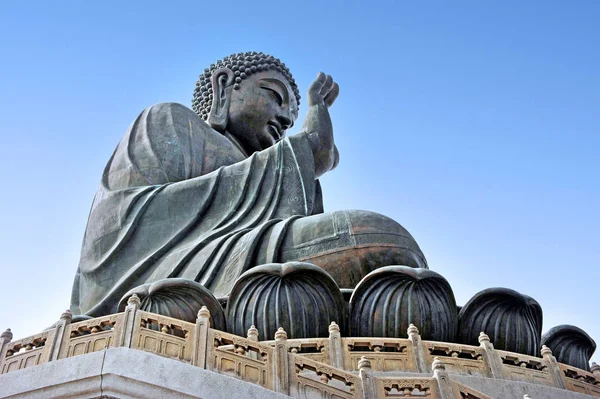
xmin=137 ymin=102 xmax=241 ymax=156
xmin=140 ymin=102 xmax=220 ymax=137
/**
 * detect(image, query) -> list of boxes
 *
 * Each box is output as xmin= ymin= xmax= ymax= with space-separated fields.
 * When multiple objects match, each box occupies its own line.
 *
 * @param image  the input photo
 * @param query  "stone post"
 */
xmin=541 ymin=345 xmax=567 ymax=389
xmin=192 ymin=306 xmax=211 ymax=368
xmin=273 ymin=327 xmax=290 ymax=395
xmin=478 ymin=332 xmax=504 ymax=379
xmin=591 ymin=362 xmax=600 ymax=377
xmin=407 ymin=323 xmax=427 ymax=373
xmin=0 ymin=328 xmax=13 ymax=369
xmin=246 ymin=325 xmax=259 ymax=360
xmin=48 ymin=310 xmax=72 ymax=361
xmin=432 ymin=357 xmax=454 ymax=399
xmin=119 ymin=294 xmax=141 ymax=348
xmin=328 ymin=321 xmax=345 ymax=369
xmin=358 ymin=356 xmax=376 ymax=399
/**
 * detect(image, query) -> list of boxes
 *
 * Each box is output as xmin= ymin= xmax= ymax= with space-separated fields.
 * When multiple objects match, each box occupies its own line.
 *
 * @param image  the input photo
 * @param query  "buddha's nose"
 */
xmin=276 ymin=113 xmax=293 ymax=131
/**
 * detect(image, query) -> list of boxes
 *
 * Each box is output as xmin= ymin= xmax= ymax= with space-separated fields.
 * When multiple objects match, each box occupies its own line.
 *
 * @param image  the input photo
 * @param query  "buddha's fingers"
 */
xmin=324 ymin=82 xmax=340 ymax=108
xmin=308 ymin=72 xmax=327 ymax=106
xmin=320 ymin=74 xmax=334 ymax=96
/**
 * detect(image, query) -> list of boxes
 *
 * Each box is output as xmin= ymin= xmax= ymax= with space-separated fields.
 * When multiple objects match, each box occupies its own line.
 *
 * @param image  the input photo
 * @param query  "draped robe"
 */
xmin=71 ymin=103 xmax=323 ymax=317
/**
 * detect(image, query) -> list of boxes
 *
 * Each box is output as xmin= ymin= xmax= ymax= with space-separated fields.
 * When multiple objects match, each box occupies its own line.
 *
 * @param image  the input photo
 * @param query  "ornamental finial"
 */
xmin=540 ymin=345 xmax=553 ymax=357
xmin=127 ymin=294 xmax=141 ymax=306
xmin=247 ymin=325 xmax=259 ymax=341
xmin=478 ymin=331 xmax=490 ymax=344
xmin=198 ymin=305 xmax=211 ymax=319
xmin=358 ymin=356 xmax=371 ymax=370
xmin=275 ymin=327 xmax=287 ymax=341
xmin=407 ymin=323 xmax=419 ymax=336
xmin=432 ymin=357 xmax=446 ymax=371
xmin=1 ymin=328 xmax=12 ymax=341
xmin=329 ymin=321 xmax=340 ymax=334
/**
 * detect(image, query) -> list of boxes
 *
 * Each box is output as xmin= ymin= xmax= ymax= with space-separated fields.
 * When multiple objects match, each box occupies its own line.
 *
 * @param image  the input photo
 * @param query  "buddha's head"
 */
xmin=193 ymin=51 xmax=301 ymax=154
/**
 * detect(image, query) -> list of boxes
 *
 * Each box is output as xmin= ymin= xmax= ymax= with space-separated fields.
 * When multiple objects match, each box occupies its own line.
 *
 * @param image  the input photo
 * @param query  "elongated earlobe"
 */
xmin=207 ymin=68 xmax=235 ymax=132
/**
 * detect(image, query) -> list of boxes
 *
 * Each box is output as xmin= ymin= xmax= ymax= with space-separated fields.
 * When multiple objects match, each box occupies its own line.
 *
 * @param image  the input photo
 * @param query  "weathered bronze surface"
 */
xmin=349 ymin=266 xmax=458 ymax=341
xmin=542 ymin=324 xmax=597 ymax=371
xmin=457 ymin=288 xmax=543 ymax=356
xmin=117 ymin=278 xmax=226 ymax=329
xmin=226 ymin=262 xmax=345 ymax=339
xmin=70 ymin=51 xmax=427 ymax=319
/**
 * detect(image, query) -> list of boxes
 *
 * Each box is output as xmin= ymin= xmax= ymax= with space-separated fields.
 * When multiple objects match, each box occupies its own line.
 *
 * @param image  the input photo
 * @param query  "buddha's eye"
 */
xmin=262 ymin=87 xmax=283 ymax=106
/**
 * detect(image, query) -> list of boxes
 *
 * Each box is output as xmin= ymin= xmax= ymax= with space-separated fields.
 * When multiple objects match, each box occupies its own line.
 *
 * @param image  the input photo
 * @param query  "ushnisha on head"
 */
xmin=192 ymin=51 xmax=302 ymax=155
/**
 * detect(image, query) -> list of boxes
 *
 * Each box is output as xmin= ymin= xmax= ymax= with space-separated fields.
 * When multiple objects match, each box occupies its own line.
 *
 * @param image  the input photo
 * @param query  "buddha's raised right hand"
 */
xmin=303 ymin=72 xmax=339 ymax=178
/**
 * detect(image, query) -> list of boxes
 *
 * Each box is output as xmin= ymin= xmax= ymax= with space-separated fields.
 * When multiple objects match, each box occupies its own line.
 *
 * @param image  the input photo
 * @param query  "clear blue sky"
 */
xmin=1 ymin=1 xmax=598 ymax=363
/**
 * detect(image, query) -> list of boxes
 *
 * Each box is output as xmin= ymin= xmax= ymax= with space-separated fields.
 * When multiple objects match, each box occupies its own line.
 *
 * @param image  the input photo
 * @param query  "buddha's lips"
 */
xmin=267 ymin=121 xmax=282 ymax=140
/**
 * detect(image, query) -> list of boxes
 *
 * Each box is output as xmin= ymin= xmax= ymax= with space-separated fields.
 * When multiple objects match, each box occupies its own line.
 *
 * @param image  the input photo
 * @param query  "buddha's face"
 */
xmin=226 ymin=70 xmax=299 ymax=154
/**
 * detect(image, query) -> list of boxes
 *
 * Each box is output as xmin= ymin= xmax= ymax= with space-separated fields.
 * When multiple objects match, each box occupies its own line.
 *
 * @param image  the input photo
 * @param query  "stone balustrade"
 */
xmin=2 ymin=302 xmax=599 ymax=398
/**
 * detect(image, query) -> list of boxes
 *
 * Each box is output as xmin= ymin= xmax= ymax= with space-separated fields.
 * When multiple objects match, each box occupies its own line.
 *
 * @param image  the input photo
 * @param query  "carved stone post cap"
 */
xmin=478 ymin=331 xmax=490 ymax=343
xmin=1 ymin=328 xmax=12 ymax=341
xmin=247 ymin=325 xmax=259 ymax=339
xmin=127 ymin=293 xmax=141 ymax=306
xmin=540 ymin=345 xmax=553 ymax=357
xmin=328 ymin=321 xmax=340 ymax=333
xmin=358 ymin=356 xmax=371 ymax=370
xmin=407 ymin=323 xmax=419 ymax=336
xmin=197 ymin=305 xmax=211 ymax=319
xmin=274 ymin=327 xmax=288 ymax=341
xmin=60 ymin=309 xmax=73 ymax=321
xmin=591 ymin=362 xmax=600 ymax=373
xmin=432 ymin=356 xmax=446 ymax=371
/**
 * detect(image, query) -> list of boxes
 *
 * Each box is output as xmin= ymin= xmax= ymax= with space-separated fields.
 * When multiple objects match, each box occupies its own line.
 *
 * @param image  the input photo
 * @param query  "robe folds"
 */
xmin=71 ymin=103 xmax=323 ymax=317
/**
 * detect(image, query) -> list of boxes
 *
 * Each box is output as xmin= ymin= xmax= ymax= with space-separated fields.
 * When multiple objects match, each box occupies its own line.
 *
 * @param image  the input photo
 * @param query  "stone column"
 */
xmin=478 ymin=332 xmax=504 ymax=379
xmin=48 ymin=310 xmax=72 ymax=361
xmin=591 ymin=362 xmax=600 ymax=377
xmin=541 ymin=345 xmax=567 ymax=389
xmin=0 ymin=328 xmax=13 ymax=368
xmin=192 ymin=306 xmax=211 ymax=368
xmin=119 ymin=294 xmax=140 ymax=348
xmin=407 ymin=323 xmax=428 ymax=373
xmin=246 ymin=325 xmax=259 ymax=361
xmin=273 ymin=327 xmax=290 ymax=395
xmin=328 ymin=321 xmax=345 ymax=369
xmin=358 ymin=356 xmax=376 ymax=399
xmin=432 ymin=357 xmax=454 ymax=399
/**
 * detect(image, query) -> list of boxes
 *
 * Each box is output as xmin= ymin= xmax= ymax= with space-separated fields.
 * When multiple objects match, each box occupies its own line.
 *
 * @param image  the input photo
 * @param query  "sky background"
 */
xmin=0 ymin=1 xmax=598 ymax=364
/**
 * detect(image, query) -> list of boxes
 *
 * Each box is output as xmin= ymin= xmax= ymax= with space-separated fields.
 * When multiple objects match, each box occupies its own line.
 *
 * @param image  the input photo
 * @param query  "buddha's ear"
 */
xmin=208 ymin=68 xmax=235 ymax=132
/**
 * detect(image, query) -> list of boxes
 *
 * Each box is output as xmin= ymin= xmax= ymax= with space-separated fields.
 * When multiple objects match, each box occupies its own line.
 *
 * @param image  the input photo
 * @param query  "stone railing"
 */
xmin=1 ymin=298 xmax=600 ymax=399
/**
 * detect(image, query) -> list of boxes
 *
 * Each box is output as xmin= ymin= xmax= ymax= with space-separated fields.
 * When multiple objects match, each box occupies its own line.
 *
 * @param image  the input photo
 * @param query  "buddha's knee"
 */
xmin=280 ymin=210 xmax=428 ymax=289
xmin=342 ymin=210 xmax=428 ymax=269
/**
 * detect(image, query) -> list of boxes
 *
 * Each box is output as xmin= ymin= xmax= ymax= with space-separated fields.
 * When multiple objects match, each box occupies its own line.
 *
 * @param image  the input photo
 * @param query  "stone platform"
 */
xmin=1 ymin=300 xmax=599 ymax=398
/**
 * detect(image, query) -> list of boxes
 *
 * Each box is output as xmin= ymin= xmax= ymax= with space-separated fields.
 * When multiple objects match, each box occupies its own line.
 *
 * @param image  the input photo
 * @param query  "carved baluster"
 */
xmin=541 ymin=345 xmax=567 ymax=389
xmin=432 ymin=357 xmax=455 ymax=399
xmin=407 ymin=323 xmax=427 ymax=373
xmin=0 ymin=328 xmax=13 ymax=371
xmin=273 ymin=327 xmax=289 ymax=394
xmin=478 ymin=331 xmax=505 ymax=379
xmin=192 ymin=306 xmax=211 ymax=368
xmin=328 ymin=321 xmax=345 ymax=369
xmin=358 ymin=356 xmax=375 ymax=399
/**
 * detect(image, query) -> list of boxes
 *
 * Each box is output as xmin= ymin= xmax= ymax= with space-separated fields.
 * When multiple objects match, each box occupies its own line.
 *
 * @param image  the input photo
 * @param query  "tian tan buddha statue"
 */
xmin=67 ymin=51 xmax=594 ymax=364
xmin=70 ymin=51 xmax=428 ymax=322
